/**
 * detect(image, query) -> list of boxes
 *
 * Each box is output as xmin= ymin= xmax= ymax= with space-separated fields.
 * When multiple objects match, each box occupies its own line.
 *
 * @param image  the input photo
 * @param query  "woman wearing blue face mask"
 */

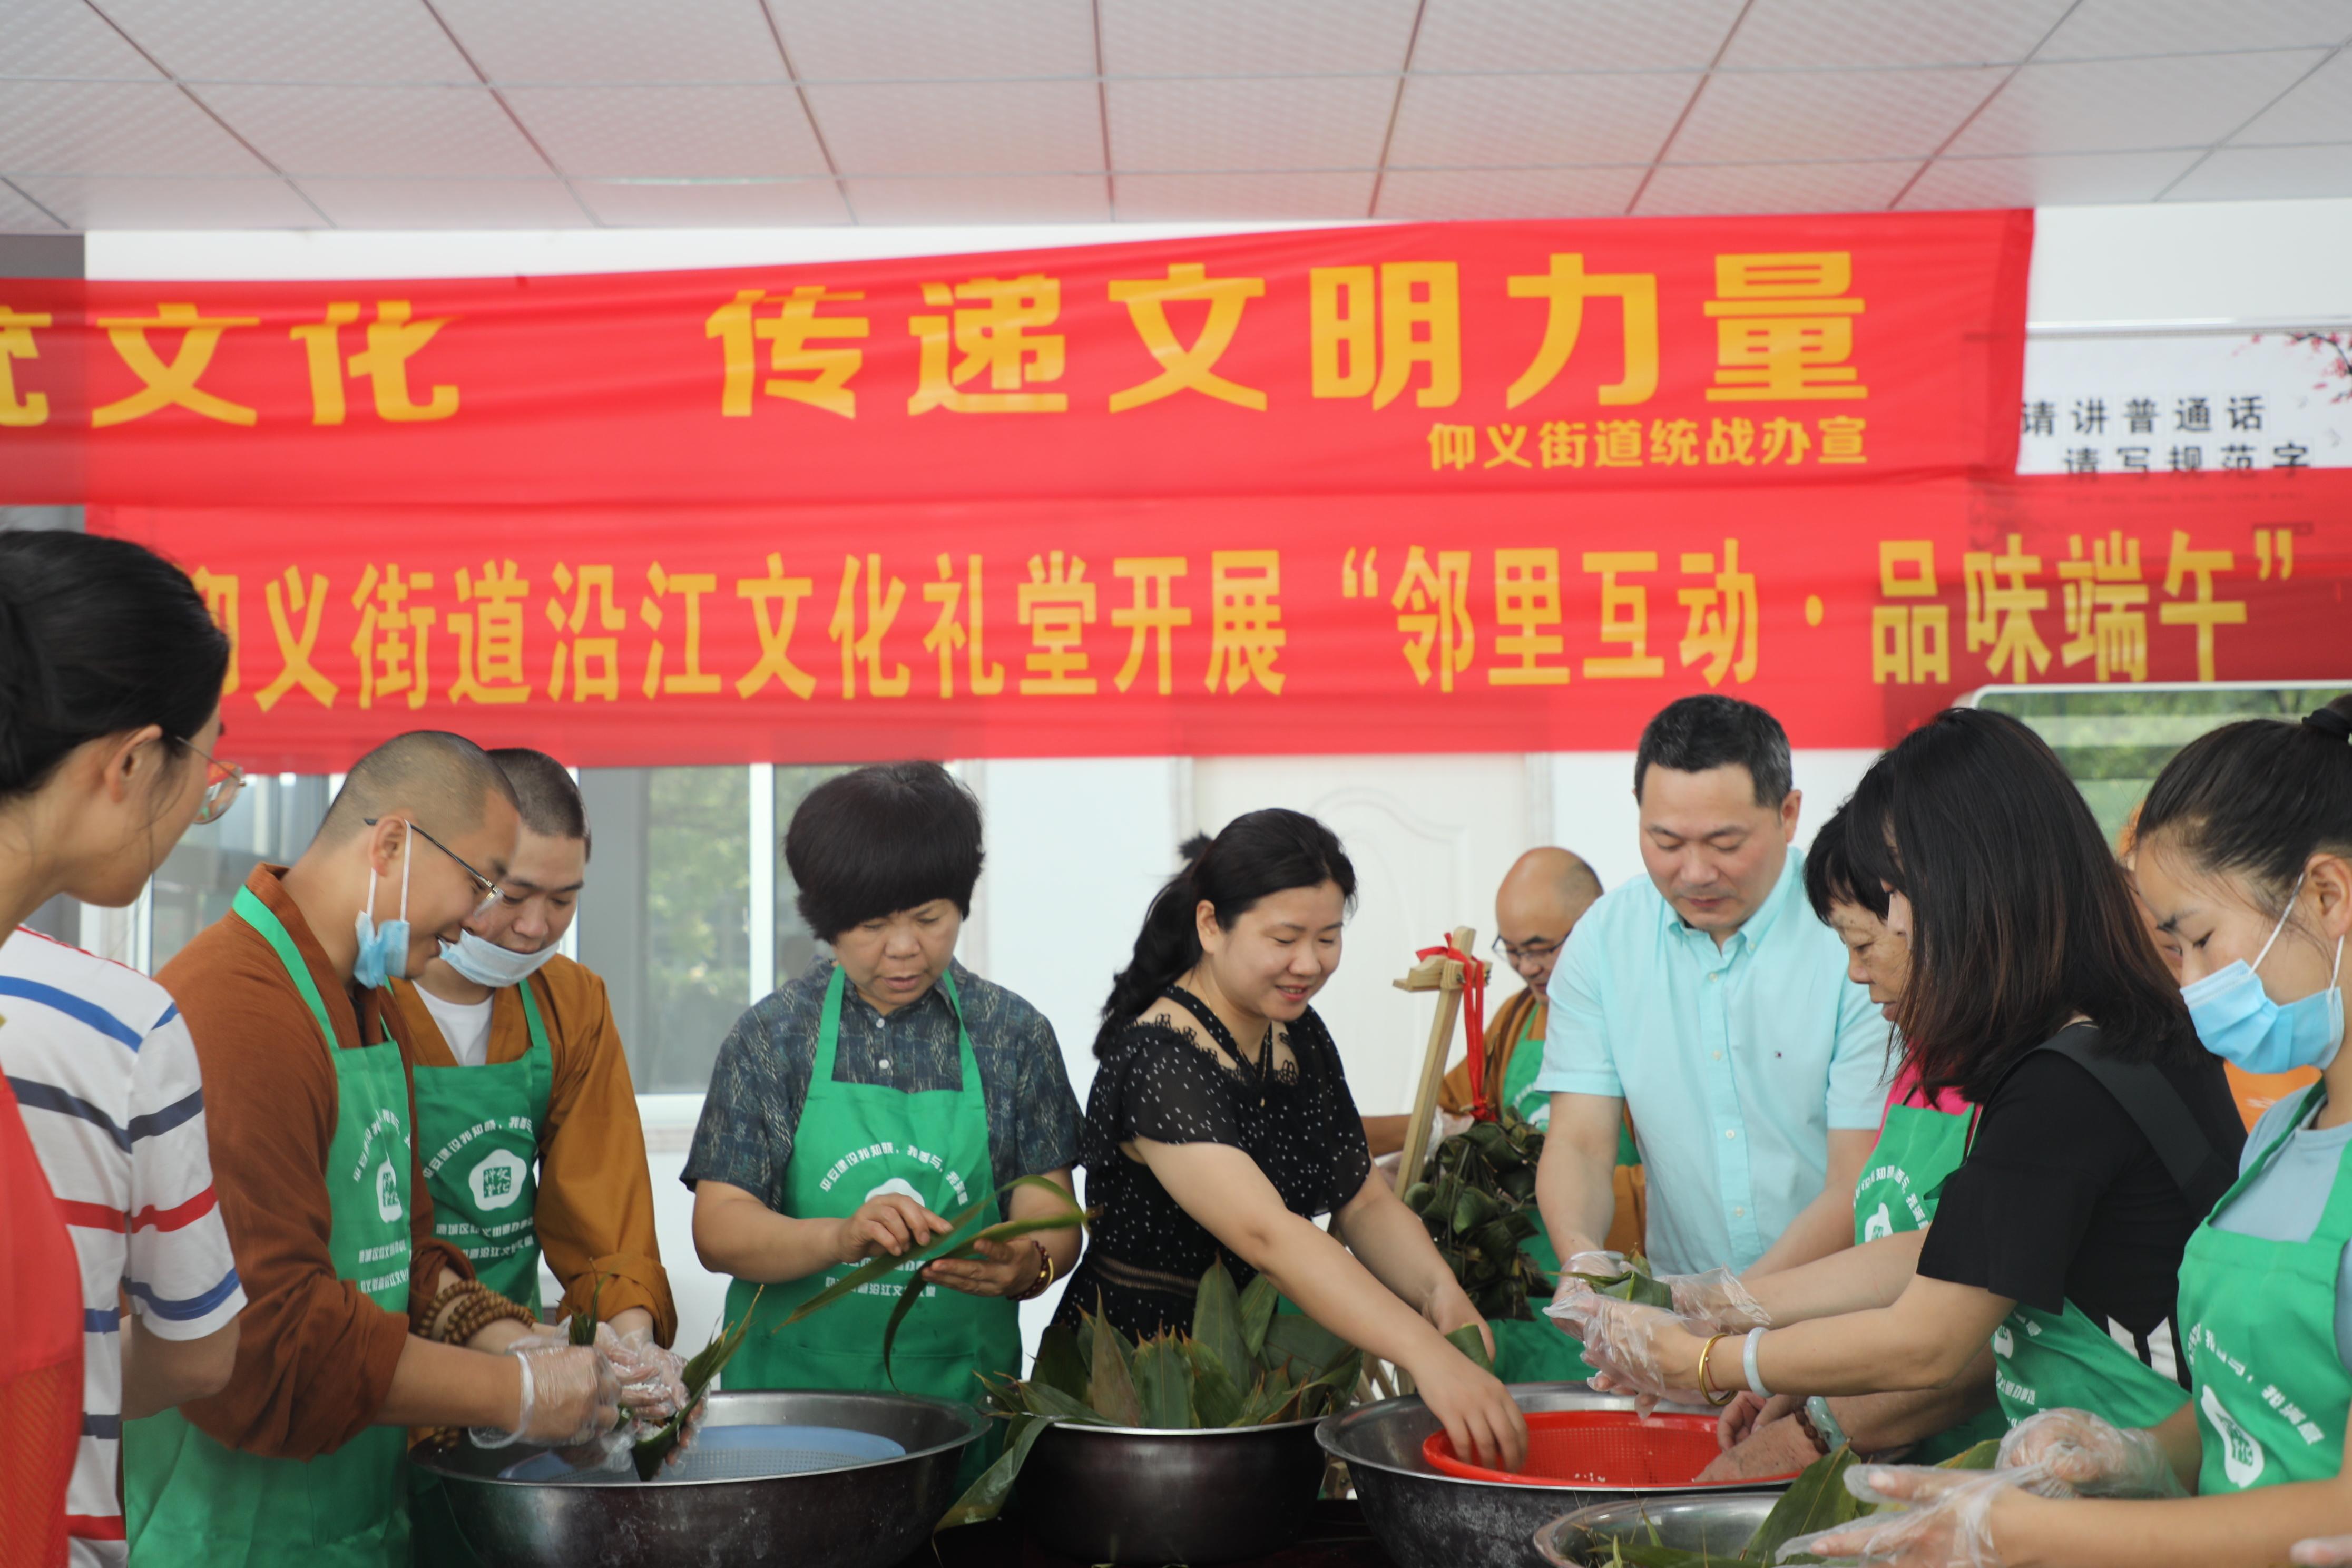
xmin=1767 ymin=698 xmax=2352 ymax=1568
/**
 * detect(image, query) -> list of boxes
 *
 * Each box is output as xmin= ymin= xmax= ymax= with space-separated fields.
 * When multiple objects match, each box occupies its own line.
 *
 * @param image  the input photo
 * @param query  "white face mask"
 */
xmin=439 ymin=929 xmax=559 ymax=989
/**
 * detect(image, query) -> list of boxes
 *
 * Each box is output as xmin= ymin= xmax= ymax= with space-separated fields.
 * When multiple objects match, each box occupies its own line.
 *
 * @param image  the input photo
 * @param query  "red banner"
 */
xmin=89 ymin=470 xmax=2350 ymax=772
xmin=7 ymin=212 xmax=2027 ymax=505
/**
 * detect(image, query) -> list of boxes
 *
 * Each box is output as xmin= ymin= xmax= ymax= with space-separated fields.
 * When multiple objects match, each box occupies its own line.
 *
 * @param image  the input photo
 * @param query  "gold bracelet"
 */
xmin=1696 ymin=1332 xmax=1736 ymax=1407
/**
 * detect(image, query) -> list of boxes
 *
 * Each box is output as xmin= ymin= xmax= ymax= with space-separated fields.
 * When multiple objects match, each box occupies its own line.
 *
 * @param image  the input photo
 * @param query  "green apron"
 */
xmin=724 ymin=968 xmax=1017 ymax=1483
xmin=406 ymin=976 xmax=555 ymax=1568
xmin=1492 ymin=1018 xmax=1615 ymax=1384
xmin=2179 ymin=1084 xmax=2352 ymax=1494
xmin=411 ymin=978 xmax=554 ymax=1307
xmin=1851 ymin=1085 xmax=2010 ymax=1462
xmin=126 ymin=887 xmax=415 ymax=1568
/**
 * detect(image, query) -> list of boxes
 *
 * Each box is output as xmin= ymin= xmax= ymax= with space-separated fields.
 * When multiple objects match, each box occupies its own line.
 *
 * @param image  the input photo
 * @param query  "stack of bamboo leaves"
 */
xmin=1403 ymin=1110 xmax=1553 ymax=1322
xmin=1590 ymin=1440 xmax=2000 ymax=1567
xmin=939 ymin=1260 xmax=1365 ymax=1529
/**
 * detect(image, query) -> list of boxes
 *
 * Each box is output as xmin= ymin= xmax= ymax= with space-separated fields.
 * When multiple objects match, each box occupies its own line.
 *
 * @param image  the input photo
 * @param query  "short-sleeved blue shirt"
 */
xmin=1533 ymin=853 xmax=1891 ymax=1273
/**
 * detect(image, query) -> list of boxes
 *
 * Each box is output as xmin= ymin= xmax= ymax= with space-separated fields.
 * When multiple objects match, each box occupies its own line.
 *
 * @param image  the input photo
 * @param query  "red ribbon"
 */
xmin=1416 ymin=937 xmax=1492 ymax=1122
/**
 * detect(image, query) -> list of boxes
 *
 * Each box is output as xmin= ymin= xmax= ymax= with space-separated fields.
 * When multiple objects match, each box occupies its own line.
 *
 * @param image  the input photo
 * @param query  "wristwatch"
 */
xmin=1804 ymin=1395 xmax=1850 ymax=1453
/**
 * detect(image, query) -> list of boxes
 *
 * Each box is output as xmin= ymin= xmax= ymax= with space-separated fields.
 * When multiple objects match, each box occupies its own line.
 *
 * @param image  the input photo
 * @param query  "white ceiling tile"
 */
xmin=0 ymin=181 xmax=65 ymax=231
xmin=195 ymin=84 xmax=547 ymax=178
xmin=1387 ymin=71 xmax=1698 ymax=166
xmin=1099 ymin=0 xmax=1418 ymax=75
xmin=770 ymin=0 xmax=1098 ymax=81
xmin=574 ymin=178 xmax=851 ymax=225
xmin=2164 ymin=141 xmax=2352 ymax=199
xmin=1374 ymin=164 xmax=1645 ymax=219
xmin=1108 ymin=77 xmax=1393 ymax=172
xmin=1898 ymin=150 xmax=2203 ymax=208
xmin=1634 ymin=159 xmax=1920 ymax=215
xmin=1949 ymin=51 xmax=2329 ymax=154
xmin=3 ymin=0 xmax=165 ymax=80
xmin=1114 ymin=169 xmax=1374 ymax=219
xmin=2231 ymin=48 xmax=2352 ymax=143
xmin=0 ymin=81 xmax=273 ymax=175
xmin=100 ymin=0 xmax=473 ymax=83
xmin=2040 ymin=0 xmax=2352 ymax=60
xmin=503 ymin=86 xmax=830 ymax=178
xmin=1720 ymin=0 xmax=2069 ymax=68
xmin=1410 ymin=0 xmax=1743 ymax=72
xmin=13 ymin=174 xmax=320 ymax=227
xmin=296 ymin=177 xmax=588 ymax=227
xmin=808 ymin=80 xmax=1103 ymax=174
xmin=429 ymin=0 xmax=786 ymax=84
xmin=1670 ymin=67 xmax=2003 ymax=162
xmin=843 ymin=173 xmax=1110 ymax=222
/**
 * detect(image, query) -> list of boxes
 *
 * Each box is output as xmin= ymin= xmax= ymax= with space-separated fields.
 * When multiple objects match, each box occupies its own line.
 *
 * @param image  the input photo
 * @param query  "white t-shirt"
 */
xmin=0 ymin=928 xmax=247 ymax=1568
xmin=414 ymin=985 xmax=495 ymax=1068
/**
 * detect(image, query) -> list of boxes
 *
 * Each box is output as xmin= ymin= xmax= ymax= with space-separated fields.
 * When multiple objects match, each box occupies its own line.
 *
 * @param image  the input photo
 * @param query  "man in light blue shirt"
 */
xmin=1535 ymin=695 xmax=1888 ymax=1278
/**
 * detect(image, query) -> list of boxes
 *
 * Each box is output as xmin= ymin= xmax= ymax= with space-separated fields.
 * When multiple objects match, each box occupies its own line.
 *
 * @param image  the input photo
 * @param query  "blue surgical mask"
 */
xmin=440 ymin=929 xmax=558 ymax=989
xmin=353 ymin=831 xmax=413 ymax=991
xmin=2180 ymin=873 xmax=2346 ymax=1075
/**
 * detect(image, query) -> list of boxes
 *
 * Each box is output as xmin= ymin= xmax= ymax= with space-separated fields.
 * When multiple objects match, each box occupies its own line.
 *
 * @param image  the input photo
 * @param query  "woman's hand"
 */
xmin=2295 ymin=1538 xmax=2352 ymax=1566
xmin=1547 ymin=1292 xmax=1709 ymax=1411
xmin=1407 ymin=1345 xmax=1528 ymax=1474
xmin=1696 ymin=1412 xmax=1821 ymax=1484
xmin=1424 ymin=1285 xmax=1496 ymax=1361
xmin=833 ymin=1192 xmax=953 ymax=1265
xmin=1717 ymin=1390 xmax=1801 ymax=1451
xmin=925 ymin=1236 xmax=1040 ymax=1299
xmin=1783 ymin=1464 xmax=2039 ymax=1568
xmin=1996 ymin=1408 xmax=2184 ymax=1498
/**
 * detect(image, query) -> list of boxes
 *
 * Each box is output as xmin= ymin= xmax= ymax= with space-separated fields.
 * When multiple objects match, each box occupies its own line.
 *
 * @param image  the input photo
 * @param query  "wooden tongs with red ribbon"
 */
xmin=1390 ymin=925 xmax=1493 ymax=1185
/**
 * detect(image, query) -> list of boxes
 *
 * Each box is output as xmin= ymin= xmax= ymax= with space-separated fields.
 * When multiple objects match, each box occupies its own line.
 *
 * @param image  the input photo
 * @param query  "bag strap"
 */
xmin=2021 ymin=1023 xmax=2234 ymax=1209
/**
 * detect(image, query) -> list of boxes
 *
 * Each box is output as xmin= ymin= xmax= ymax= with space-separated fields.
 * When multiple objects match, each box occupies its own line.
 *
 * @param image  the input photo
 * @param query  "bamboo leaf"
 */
xmin=1238 ymin=1273 xmax=1279 ymax=1358
xmin=775 ymin=1175 xmax=1088 ymax=1332
xmin=1031 ymin=1322 xmax=1087 ymax=1400
xmin=1192 ymin=1258 xmax=1251 ymax=1384
xmin=1443 ymin=1325 xmax=1496 ymax=1374
xmin=1743 ymin=1445 xmax=1863 ymax=1562
xmin=878 ymin=1262 xmax=932 ymax=1388
xmin=936 ymin=1413 xmax=1050 ymax=1531
xmin=1086 ymin=1308 xmax=1143 ymax=1426
xmin=633 ymin=1287 xmax=761 ymax=1480
xmin=1183 ymin=1340 xmax=1244 ymax=1428
xmin=1021 ymin=1383 xmax=1118 ymax=1425
xmin=1132 ymin=1336 xmax=1198 ymax=1429
xmin=570 ymin=1273 xmax=605 ymax=1346
xmin=1936 ymin=1439 xmax=2000 ymax=1472
xmin=1261 ymin=1311 xmax=1348 ymax=1379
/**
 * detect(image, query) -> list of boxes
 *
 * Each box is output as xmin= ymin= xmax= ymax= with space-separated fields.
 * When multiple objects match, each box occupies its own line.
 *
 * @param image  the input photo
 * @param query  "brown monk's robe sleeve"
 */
xmin=162 ymin=866 xmax=473 ymax=1461
xmin=389 ymin=955 xmax=676 ymax=1344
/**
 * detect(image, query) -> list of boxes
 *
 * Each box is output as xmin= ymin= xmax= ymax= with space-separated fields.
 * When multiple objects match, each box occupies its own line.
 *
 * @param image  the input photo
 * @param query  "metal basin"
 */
xmin=413 ymin=1388 xmax=985 ymax=1568
xmin=1536 ymin=1493 xmax=1782 ymax=1567
xmin=1016 ymin=1415 xmax=1327 ymax=1565
xmin=1318 ymin=1384 xmax=1792 ymax=1568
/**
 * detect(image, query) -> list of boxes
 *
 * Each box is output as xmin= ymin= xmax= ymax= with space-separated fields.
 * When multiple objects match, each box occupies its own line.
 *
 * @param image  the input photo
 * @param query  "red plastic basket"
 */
xmin=1422 ymin=1409 xmax=1799 ymax=1489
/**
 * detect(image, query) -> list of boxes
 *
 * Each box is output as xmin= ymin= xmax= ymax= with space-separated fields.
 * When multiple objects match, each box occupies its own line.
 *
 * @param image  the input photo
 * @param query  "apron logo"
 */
xmin=865 ymin=1176 xmax=927 ymax=1207
xmin=469 ymin=1149 xmax=530 ymax=1212
xmin=375 ymin=1159 xmax=403 ymax=1223
xmin=1992 ymin=1325 xmax=2014 ymax=1358
xmin=1862 ymin=1201 xmax=1893 ymax=1242
xmin=2202 ymin=1384 xmax=2266 ymax=1488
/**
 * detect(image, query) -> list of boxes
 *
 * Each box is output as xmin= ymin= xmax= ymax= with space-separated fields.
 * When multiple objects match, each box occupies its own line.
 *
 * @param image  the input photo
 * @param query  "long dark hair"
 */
xmin=1095 ymin=809 xmax=1357 ymax=1057
xmin=0 ymin=532 xmax=229 ymax=805
xmin=2137 ymin=694 xmax=2352 ymax=921
xmin=1846 ymin=708 xmax=2194 ymax=1101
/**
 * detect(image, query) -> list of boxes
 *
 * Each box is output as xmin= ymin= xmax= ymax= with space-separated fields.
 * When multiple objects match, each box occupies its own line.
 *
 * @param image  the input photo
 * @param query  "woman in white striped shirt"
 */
xmin=0 ymin=531 xmax=244 ymax=1568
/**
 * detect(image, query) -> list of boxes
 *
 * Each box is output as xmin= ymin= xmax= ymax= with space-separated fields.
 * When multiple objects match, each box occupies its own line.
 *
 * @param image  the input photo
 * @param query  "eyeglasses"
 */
xmin=174 ymin=737 xmax=245 ymax=826
xmin=1491 ymin=933 xmax=1569 ymax=966
xmin=364 ymin=816 xmax=502 ymax=910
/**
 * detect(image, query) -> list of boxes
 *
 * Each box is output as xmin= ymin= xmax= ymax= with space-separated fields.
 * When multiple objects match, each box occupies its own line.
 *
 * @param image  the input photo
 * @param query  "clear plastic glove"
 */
xmin=2294 ymin=1538 xmax=2352 ymax=1566
xmin=1778 ymin=1463 xmax=2041 ymax=1567
xmin=1664 ymin=1266 xmax=1772 ymax=1331
xmin=471 ymin=1339 xmax=622 ymax=1451
xmin=599 ymin=1324 xmax=691 ymax=1427
xmin=1718 ymin=1390 xmax=1802 ymax=1452
xmin=1996 ymin=1407 xmax=2185 ymax=1497
xmin=1544 ymin=1291 xmax=1696 ymax=1415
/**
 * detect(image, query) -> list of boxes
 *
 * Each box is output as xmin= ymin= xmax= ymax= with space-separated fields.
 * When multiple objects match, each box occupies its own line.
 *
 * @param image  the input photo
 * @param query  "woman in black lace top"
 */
xmin=1059 ymin=809 xmax=1526 ymax=1469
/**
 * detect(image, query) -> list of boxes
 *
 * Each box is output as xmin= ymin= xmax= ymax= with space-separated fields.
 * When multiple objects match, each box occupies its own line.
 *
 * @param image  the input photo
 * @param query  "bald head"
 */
xmin=317 ymin=730 xmax=521 ymax=847
xmin=1495 ymin=847 xmax=1603 ymax=991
